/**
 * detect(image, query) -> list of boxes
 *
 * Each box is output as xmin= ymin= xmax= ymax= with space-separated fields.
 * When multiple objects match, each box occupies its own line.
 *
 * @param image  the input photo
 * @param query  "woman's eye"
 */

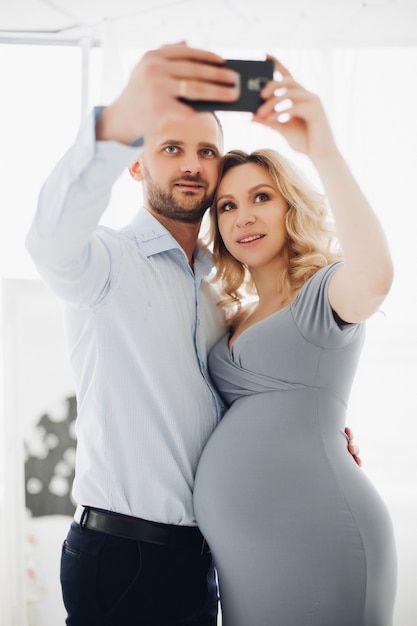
xmin=219 ymin=201 xmax=235 ymax=212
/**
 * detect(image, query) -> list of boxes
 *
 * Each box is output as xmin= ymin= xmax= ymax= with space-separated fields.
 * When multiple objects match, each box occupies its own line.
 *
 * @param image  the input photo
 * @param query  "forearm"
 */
xmin=255 ymin=56 xmax=393 ymax=318
xmin=25 ymin=109 xmax=141 ymax=301
xmin=316 ymin=151 xmax=393 ymax=286
xmin=27 ymin=111 xmax=135 ymax=257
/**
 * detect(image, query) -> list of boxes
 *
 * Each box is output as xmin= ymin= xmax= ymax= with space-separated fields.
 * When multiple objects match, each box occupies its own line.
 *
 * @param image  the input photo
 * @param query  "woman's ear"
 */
xmin=129 ymin=160 xmax=143 ymax=181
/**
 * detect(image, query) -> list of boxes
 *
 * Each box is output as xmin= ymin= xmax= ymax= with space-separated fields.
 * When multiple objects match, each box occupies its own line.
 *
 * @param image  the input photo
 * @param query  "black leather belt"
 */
xmin=78 ymin=507 xmax=210 ymax=553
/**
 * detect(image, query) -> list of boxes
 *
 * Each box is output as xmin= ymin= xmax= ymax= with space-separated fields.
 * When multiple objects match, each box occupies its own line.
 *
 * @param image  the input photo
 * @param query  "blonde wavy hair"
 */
xmin=208 ymin=149 xmax=342 ymax=321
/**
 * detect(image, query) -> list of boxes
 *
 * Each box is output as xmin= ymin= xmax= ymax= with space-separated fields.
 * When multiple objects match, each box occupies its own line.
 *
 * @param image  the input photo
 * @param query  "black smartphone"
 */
xmin=181 ymin=58 xmax=274 ymax=113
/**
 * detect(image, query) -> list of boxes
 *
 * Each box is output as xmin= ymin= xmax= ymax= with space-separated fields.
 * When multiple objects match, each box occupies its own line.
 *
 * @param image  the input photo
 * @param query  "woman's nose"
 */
xmin=235 ymin=209 xmax=255 ymax=227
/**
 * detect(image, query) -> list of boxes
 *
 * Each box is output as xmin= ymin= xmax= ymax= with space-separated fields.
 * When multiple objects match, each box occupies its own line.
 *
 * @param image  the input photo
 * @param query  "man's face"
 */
xmin=139 ymin=114 xmax=223 ymax=224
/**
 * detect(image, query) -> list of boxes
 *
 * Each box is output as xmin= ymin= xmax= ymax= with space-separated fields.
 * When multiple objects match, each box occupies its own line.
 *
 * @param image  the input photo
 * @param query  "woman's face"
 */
xmin=216 ymin=162 xmax=289 ymax=272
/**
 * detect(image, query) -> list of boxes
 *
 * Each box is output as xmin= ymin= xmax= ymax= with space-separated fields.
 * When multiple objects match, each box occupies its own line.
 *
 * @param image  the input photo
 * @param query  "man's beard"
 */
xmin=144 ymin=172 xmax=214 ymax=224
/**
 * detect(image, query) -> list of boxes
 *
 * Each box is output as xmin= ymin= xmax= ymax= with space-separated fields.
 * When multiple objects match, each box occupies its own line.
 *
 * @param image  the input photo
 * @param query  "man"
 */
xmin=26 ymin=42 xmax=360 ymax=625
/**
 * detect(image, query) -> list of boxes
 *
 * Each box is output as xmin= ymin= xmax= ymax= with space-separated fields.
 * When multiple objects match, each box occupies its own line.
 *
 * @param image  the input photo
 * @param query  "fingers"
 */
xmin=266 ymin=54 xmax=294 ymax=81
xmin=345 ymin=427 xmax=362 ymax=467
xmin=160 ymin=41 xmax=225 ymax=66
xmin=144 ymin=44 xmax=240 ymax=103
xmin=156 ymin=43 xmax=238 ymax=88
xmin=255 ymin=54 xmax=318 ymax=121
xmin=175 ymin=75 xmax=239 ymax=104
xmin=256 ymin=94 xmax=299 ymax=124
xmin=170 ymin=59 xmax=239 ymax=87
xmin=256 ymin=78 xmax=316 ymax=120
xmin=178 ymin=80 xmax=188 ymax=99
xmin=348 ymin=443 xmax=363 ymax=467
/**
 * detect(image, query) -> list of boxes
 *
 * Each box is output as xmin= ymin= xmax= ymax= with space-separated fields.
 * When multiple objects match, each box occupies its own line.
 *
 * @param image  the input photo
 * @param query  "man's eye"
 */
xmin=201 ymin=148 xmax=215 ymax=157
xmin=255 ymin=193 xmax=269 ymax=202
xmin=165 ymin=146 xmax=178 ymax=154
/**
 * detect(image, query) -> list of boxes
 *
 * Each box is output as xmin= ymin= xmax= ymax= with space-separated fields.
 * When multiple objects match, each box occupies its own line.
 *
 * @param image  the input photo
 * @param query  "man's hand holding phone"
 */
xmin=97 ymin=43 xmax=274 ymax=145
xmin=180 ymin=58 xmax=275 ymax=113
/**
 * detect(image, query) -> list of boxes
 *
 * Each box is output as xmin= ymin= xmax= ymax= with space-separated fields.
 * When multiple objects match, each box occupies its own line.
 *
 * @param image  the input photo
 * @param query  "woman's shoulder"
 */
xmin=291 ymin=261 xmax=364 ymax=345
xmin=296 ymin=261 xmax=344 ymax=299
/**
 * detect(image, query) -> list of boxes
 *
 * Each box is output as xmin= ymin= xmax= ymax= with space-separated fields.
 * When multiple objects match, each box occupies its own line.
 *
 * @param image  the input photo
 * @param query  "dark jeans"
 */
xmin=60 ymin=522 xmax=218 ymax=625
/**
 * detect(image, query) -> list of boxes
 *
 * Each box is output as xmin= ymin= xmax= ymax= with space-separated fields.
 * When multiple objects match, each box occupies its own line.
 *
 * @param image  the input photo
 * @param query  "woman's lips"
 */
xmin=237 ymin=233 xmax=265 ymax=244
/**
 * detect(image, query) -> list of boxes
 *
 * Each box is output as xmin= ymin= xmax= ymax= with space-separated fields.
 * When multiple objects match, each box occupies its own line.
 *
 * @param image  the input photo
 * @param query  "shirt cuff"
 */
xmin=94 ymin=106 xmax=144 ymax=149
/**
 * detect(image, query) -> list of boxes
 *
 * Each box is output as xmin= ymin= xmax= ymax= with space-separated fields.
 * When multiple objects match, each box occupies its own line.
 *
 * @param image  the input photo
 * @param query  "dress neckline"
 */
xmin=228 ymin=298 xmax=295 ymax=353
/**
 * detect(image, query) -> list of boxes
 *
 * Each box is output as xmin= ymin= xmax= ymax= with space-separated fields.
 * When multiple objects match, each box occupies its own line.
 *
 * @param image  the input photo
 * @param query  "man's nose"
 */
xmin=180 ymin=155 xmax=202 ymax=174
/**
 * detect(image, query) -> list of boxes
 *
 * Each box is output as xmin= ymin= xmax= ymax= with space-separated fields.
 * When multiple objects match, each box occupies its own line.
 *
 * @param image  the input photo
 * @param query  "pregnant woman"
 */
xmin=194 ymin=57 xmax=397 ymax=625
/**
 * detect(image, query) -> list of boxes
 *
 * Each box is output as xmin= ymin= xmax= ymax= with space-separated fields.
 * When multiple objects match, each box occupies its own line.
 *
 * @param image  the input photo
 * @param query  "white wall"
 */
xmin=0 ymin=44 xmax=83 ymax=626
xmin=1 ymin=278 xmax=75 ymax=626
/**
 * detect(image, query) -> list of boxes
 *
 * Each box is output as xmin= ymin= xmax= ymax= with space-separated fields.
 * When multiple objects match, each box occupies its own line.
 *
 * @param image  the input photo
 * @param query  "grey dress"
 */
xmin=194 ymin=263 xmax=397 ymax=626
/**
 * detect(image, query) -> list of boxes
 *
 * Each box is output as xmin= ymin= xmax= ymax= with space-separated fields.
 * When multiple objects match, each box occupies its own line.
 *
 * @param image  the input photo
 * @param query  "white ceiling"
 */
xmin=1 ymin=0 xmax=417 ymax=49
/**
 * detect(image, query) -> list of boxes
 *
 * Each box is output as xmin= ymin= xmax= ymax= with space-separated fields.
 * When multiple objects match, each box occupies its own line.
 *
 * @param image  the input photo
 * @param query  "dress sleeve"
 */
xmin=291 ymin=262 xmax=364 ymax=349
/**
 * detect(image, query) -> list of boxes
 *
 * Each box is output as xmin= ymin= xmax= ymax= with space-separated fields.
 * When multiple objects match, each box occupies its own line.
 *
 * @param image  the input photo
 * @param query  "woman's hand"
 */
xmin=253 ymin=56 xmax=338 ymax=162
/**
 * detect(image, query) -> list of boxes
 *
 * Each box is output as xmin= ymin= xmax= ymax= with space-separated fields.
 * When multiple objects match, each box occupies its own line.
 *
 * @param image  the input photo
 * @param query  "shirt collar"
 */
xmin=130 ymin=208 xmax=213 ymax=276
xmin=131 ymin=208 xmax=179 ymax=256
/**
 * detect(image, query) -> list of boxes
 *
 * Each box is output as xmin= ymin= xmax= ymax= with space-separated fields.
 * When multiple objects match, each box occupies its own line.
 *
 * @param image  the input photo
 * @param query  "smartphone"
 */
xmin=181 ymin=58 xmax=274 ymax=113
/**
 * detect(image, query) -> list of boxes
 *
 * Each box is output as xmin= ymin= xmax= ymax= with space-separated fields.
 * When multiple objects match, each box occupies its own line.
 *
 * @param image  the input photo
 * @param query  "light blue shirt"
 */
xmin=26 ymin=111 xmax=226 ymax=525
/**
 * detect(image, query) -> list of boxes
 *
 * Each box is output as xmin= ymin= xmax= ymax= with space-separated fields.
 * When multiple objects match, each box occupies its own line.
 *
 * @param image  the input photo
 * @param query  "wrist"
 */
xmin=95 ymin=101 xmax=143 ymax=146
xmin=311 ymin=145 xmax=343 ymax=169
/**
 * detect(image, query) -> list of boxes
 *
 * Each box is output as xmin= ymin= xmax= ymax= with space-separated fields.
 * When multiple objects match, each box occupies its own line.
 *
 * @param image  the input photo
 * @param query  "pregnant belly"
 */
xmin=193 ymin=389 xmax=396 ymax=625
xmin=194 ymin=388 xmax=391 ymax=559
xmin=195 ymin=389 xmax=344 ymax=532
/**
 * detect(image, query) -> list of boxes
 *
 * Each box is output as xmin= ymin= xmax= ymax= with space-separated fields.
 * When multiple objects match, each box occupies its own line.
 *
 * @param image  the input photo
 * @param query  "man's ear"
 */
xmin=129 ymin=160 xmax=144 ymax=181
